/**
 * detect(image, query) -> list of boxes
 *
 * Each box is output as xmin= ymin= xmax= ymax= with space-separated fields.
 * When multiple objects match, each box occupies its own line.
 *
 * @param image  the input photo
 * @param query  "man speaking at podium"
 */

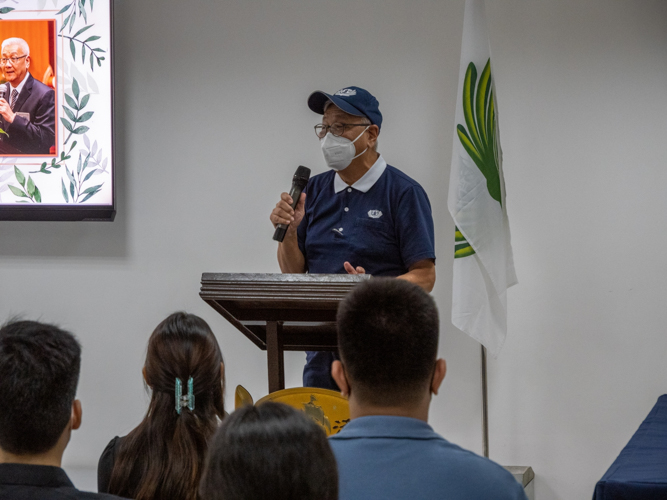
xmin=270 ymin=86 xmax=436 ymax=390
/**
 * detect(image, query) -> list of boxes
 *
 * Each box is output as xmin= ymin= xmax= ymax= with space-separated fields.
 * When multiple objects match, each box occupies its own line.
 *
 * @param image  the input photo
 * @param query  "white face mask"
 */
xmin=320 ymin=126 xmax=369 ymax=171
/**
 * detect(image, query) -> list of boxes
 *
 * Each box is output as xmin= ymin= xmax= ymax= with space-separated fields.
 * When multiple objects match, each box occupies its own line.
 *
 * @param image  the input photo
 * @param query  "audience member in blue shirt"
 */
xmin=270 ymin=86 xmax=436 ymax=389
xmin=329 ymin=279 xmax=528 ymax=500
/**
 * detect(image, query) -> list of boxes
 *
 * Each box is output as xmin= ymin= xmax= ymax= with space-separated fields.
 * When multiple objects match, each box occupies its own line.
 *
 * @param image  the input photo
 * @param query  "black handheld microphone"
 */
xmin=273 ymin=165 xmax=311 ymax=242
xmin=0 ymin=86 xmax=5 ymax=139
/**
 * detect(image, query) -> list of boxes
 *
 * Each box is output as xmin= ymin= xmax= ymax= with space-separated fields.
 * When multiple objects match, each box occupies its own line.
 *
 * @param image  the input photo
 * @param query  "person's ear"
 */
xmin=331 ymin=360 xmax=350 ymax=398
xmin=367 ymin=124 xmax=379 ymax=149
xmin=220 ymin=361 xmax=225 ymax=384
xmin=431 ymin=358 xmax=447 ymax=396
xmin=71 ymin=399 xmax=82 ymax=431
xmin=142 ymin=366 xmax=149 ymax=387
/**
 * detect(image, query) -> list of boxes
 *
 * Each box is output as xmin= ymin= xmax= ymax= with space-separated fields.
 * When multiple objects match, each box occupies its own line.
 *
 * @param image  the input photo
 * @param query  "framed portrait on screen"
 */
xmin=0 ymin=0 xmax=114 ymax=221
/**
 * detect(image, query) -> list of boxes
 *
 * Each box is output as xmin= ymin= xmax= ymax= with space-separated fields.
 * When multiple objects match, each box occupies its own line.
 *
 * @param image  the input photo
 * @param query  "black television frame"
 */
xmin=0 ymin=0 xmax=115 ymax=222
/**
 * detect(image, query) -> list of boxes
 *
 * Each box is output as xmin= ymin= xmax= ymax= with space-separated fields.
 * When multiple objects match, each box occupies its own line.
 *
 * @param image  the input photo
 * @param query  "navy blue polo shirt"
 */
xmin=297 ymin=156 xmax=435 ymax=276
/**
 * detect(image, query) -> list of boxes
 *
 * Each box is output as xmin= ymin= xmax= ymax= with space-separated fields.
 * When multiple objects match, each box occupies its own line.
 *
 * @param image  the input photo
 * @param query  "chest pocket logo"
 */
xmin=368 ymin=210 xmax=383 ymax=219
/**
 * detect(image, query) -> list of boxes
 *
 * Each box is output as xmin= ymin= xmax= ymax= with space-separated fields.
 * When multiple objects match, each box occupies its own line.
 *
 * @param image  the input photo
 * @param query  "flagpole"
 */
xmin=481 ymin=344 xmax=489 ymax=458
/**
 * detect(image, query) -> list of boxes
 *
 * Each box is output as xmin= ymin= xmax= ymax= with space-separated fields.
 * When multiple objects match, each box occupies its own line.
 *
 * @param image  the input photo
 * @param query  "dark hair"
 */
xmin=200 ymin=402 xmax=338 ymax=500
xmin=108 ymin=312 xmax=225 ymax=500
xmin=0 ymin=320 xmax=81 ymax=455
xmin=336 ymin=278 xmax=440 ymax=405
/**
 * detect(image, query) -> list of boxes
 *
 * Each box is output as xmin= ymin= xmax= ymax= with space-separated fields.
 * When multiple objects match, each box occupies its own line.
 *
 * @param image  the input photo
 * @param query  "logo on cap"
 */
xmin=335 ymin=88 xmax=357 ymax=97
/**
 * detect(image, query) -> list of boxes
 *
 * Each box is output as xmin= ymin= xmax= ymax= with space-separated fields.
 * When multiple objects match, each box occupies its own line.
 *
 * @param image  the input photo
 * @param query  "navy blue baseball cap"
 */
xmin=308 ymin=86 xmax=382 ymax=129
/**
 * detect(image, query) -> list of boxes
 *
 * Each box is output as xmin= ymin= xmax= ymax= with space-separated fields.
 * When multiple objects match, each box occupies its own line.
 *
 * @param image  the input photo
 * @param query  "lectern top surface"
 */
xmin=201 ymin=273 xmax=371 ymax=283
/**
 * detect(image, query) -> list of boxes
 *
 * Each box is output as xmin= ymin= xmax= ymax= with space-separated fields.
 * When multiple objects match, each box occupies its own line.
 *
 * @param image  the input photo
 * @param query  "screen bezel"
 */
xmin=0 ymin=0 xmax=115 ymax=222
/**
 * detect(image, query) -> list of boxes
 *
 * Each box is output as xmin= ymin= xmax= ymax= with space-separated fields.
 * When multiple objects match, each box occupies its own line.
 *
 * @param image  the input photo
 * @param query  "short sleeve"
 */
xmin=395 ymin=184 xmax=436 ymax=269
xmin=97 ymin=436 xmax=120 ymax=493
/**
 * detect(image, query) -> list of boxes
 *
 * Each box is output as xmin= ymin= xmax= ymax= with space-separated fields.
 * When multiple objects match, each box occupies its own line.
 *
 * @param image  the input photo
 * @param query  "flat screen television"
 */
xmin=0 ymin=0 xmax=114 ymax=221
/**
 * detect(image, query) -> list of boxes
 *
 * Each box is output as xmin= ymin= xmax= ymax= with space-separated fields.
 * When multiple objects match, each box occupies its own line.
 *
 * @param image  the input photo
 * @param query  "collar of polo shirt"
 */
xmin=334 ymin=155 xmax=387 ymax=193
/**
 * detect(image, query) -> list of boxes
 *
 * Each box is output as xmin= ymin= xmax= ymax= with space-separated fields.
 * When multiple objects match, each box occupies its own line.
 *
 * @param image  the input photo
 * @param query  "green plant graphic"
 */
xmin=58 ymin=1 xmax=105 ymax=71
xmin=30 ymin=141 xmax=78 ymax=174
xmin=0 ymin=7 xmax=15 ymax=18
xmin=60 ymin=24 xmax=106 ymax=71
xmin=24 ymin=140 xmax=105 ymax=204
xmin=455 ymin=226 xmax=475 ymax=259
xmin=454 ymin=58 xmax=502 ymax=260
xmin=81 ymin=134 xmax=109 ymax=173
xmin=61 ymin=78 xmax=94 ymax=144
xmin=457 ymin=58 xmax=501 ymax=205
xmin=57 ymin=0 xmax=94 ymax=32
xmin=62 ymin=152 xmax=104 ymax=203
xmin=8 ymin=166 xmax=42 ymax=203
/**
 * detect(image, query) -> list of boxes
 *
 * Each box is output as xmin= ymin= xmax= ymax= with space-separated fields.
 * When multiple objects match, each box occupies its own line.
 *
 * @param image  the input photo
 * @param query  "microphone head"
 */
xmin=293 ymin=165 xmax=311 ymax=188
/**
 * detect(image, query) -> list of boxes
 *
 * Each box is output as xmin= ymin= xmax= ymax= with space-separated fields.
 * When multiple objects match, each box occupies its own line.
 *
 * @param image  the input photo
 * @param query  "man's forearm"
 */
xmin=397 ymin=259 xmax=436 ymax=292
xmin=277 ymin=234 xmax=306 ymax=273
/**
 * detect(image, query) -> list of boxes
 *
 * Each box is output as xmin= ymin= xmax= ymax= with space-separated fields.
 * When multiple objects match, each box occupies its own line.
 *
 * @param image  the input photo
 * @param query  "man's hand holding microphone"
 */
xmin=270 ymin=165 xmax=365 ymax=275
xmin=270 ymin=191 xmax=306 ymax=241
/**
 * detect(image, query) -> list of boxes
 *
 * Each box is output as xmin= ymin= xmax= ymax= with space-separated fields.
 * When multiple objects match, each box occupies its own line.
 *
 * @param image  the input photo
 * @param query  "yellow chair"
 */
xmin=235 ymin=384 xmax=254 ymax=408
xmin=234 ymin=385 xmax=350 ymax=436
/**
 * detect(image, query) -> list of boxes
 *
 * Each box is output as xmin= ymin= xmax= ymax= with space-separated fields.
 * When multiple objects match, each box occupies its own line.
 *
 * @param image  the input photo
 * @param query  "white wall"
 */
xmin=1 ymin=1 xmax=666 ymax=499
xmin=486 ymin=1 xmax=667 ymax=498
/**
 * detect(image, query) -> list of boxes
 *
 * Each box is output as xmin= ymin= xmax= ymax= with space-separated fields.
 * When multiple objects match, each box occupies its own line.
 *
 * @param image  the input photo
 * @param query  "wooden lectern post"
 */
xmin=200 ymin=273 xmax=369 ymax=392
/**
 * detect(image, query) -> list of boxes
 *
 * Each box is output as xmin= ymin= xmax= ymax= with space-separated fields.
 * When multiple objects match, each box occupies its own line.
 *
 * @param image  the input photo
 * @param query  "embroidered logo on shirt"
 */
xmin=335 ymin=88 xmax=357 ymax=97
xmin=368 ymin=210 xmax=383 ymax=219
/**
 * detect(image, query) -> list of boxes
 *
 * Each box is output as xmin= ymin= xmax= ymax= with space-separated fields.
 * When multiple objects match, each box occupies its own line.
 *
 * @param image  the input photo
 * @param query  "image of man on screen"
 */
xmin=0 ymin=37 xmax=55 ymax=155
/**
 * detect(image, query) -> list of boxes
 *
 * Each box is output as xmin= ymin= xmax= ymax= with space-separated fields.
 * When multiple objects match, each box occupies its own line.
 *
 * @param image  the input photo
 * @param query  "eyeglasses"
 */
xmin=314 ymin=122 xmax=369 ymax=139
xmin=0 ymin=55 xmax=27 ymax=65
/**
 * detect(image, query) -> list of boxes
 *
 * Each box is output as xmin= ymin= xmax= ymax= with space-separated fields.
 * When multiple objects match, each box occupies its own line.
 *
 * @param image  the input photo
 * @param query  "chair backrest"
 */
xmin=235 ymin=384 xmax=254 ymax=408
xmin=235 ymin=385 xmax=350 ymax=436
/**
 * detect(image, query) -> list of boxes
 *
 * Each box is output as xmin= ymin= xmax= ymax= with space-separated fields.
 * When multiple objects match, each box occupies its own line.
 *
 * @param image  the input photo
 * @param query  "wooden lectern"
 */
xmin=200 ymin=273 xmax=370 ymax=392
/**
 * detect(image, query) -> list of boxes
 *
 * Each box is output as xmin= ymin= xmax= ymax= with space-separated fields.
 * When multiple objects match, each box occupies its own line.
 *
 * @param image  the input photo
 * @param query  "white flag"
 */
xmin=448 ymin=0 xmax=517 ymax=357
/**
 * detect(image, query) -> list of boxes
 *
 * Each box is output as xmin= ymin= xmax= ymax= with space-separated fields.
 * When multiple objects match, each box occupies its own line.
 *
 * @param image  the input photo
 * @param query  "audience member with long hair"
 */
xmin=97 ymin=312 xmax=225 ymax=500
xmin=199 ymin=402 xmax=338 ymax=500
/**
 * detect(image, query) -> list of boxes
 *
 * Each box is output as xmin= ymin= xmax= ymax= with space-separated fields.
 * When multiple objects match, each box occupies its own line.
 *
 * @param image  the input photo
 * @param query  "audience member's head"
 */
xmin=200 ymin=402 xmax=338 ymax=500
xmin=332 ymin=278 xmax=446 ymax=417
xmin=108 ymin=312 xmax=225 ymax=500
xmin=0 ymin=320 xmax=82 ymax=464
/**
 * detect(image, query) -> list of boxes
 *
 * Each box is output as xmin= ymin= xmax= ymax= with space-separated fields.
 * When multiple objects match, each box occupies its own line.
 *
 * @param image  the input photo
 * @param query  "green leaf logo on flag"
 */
xmin=457 ymin=58 xmax=501 ymax=205
xmin=454 ymin=58 xmax=501 ymax=259
xmin=455 ymin=226 xmax=476 ymax=258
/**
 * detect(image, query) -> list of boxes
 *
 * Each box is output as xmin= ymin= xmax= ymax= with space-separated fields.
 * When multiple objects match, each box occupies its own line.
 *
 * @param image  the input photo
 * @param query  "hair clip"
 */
xmin=175 ymin=377 xmax=195 ymax=415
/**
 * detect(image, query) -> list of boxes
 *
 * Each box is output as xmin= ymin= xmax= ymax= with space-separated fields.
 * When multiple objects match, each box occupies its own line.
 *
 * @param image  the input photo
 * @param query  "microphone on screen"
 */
xmin=273 ymin=165 xmax=311 ymax=243
xmin=0 ymin=86 xmax=6 ymax=139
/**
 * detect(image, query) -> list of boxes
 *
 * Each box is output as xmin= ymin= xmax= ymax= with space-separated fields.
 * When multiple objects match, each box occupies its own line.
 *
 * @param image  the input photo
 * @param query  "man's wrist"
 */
xmin=281 ymin=228 xmax=299 ymax=243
